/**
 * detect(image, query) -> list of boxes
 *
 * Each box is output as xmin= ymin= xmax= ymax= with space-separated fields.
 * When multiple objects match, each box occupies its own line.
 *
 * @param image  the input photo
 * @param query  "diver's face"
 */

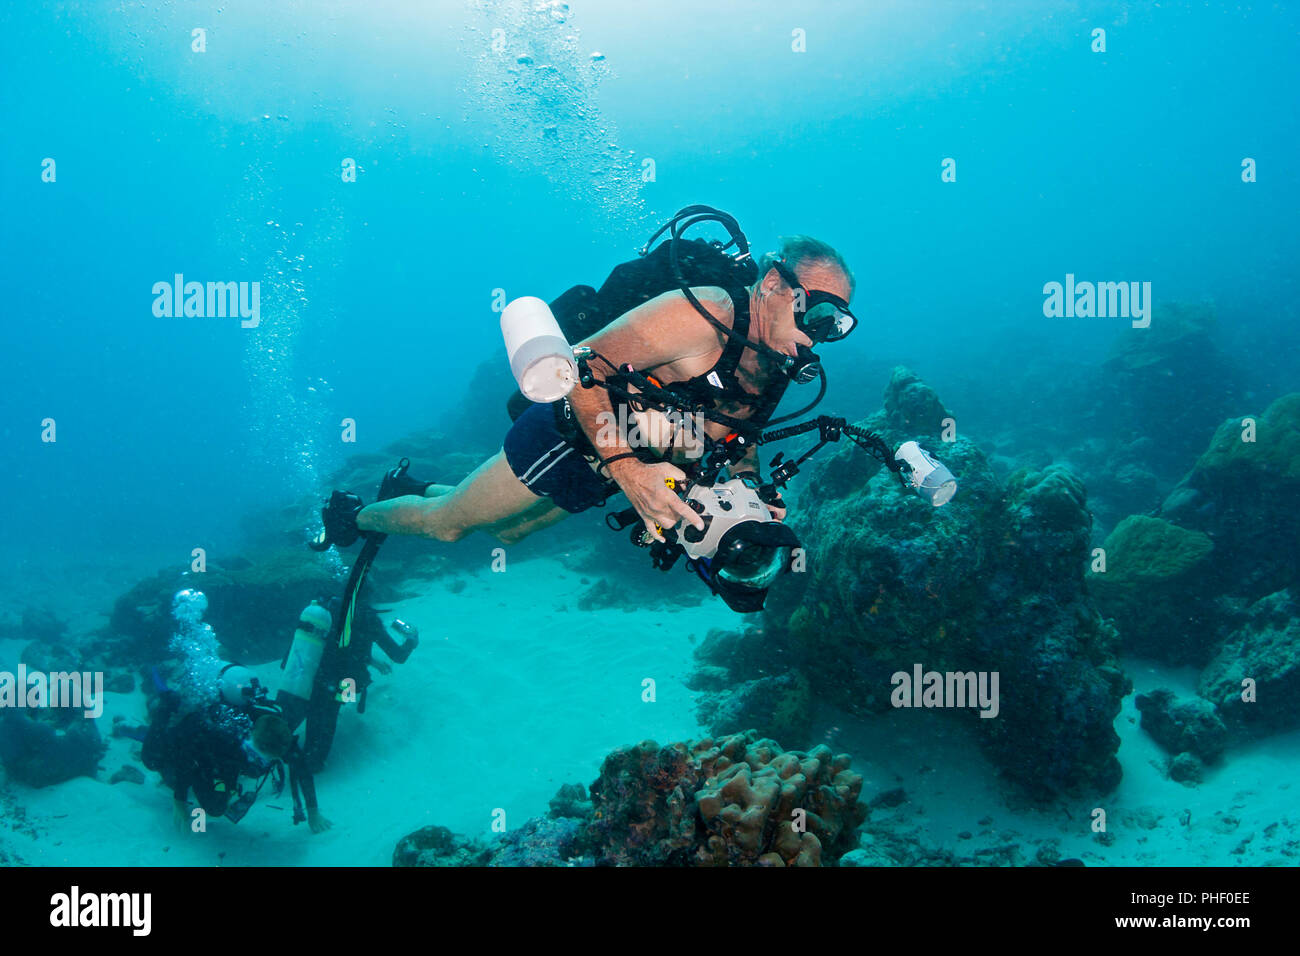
xmin=758 ymin=262 xmax=853 ymax=358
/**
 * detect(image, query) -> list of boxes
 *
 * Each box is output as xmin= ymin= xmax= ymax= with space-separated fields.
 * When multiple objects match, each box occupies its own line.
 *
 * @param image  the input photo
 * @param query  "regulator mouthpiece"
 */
xmin=785 ymin=344 xmax=821 ymax=384
xmin=895 ymin=441 xmax=958 ymax=507
xmin=501 ymin=296 xmax=577 ymax=403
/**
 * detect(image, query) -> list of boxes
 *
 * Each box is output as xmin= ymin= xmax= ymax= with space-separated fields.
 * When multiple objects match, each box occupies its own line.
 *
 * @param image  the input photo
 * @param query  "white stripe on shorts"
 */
xmin=519 ymin=440 xmax=568 ymax=483
xmin=524 ymin=446 xmax=575 ymax=487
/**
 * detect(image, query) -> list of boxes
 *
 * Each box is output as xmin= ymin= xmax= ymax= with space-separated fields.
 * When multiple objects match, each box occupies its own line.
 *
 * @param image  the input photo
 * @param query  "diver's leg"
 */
xmin=489 ymin=500 xmax=571 ymax=545
xmin=360 ymin=451 xmax=546 ymax=542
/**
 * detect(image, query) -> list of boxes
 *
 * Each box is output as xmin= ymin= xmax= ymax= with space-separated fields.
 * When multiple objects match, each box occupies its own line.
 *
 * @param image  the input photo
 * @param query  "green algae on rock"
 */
xmin=1087 ymin=515 xmax=1216 ymax=663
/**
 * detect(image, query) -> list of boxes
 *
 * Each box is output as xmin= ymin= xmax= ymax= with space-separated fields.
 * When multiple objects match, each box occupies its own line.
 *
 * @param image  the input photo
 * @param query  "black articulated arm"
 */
xmin=759 ymin=416 xmax=906 ymax=492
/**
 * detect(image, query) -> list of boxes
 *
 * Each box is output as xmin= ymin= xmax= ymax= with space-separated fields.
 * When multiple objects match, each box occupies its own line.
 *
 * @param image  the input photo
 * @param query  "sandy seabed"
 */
xmin=1 ymin=556 xmax=1296 ymax=867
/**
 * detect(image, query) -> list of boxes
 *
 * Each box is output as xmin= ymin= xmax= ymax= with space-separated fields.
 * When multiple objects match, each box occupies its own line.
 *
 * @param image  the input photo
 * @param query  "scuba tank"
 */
xmin=275 ymin=600 xmax=332 ymax=731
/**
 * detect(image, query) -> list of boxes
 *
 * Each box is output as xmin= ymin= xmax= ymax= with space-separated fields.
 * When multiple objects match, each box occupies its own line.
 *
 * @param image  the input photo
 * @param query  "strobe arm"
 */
xmin=758 ymin=416 xmax=907 ymax=492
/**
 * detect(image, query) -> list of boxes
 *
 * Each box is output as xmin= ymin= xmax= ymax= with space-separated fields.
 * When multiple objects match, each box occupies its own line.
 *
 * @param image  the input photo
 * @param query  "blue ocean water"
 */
xmin=0 ymin=1 xmax=1297 ymax=872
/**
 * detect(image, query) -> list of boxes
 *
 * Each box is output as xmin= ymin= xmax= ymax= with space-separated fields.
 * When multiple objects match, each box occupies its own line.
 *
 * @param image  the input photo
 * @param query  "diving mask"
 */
xmin=773 ymin=260 xmax=857 ymax=343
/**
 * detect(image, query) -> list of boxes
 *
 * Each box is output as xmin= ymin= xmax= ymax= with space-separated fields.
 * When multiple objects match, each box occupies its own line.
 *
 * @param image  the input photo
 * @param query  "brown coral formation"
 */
xmin=582 ymin=730 xmax=865 ymax=867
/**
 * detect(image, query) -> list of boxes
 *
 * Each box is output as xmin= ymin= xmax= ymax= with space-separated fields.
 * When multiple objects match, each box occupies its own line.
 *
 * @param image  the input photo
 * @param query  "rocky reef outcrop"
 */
xmin=1094 ymin=302 xmax=1245 ymax=478
xmin=1160 ymin=392 xmax=1300 ymax=600
xmin=687 ymin=628 xmax=811 ymax=743
xmin=1199 ymin=588 xmax=1300 ymax=735
xmin=392 ymin=825 xmax=496 ymax=867
xmin=699 ymin=368 xmax=1130 ymax=799
xmin=967 ymin=302 xmax=1245 ymax=541
xmin=0 ymin=714 xmax=105 ymax=788
xmin=1134 ymin=687 xmax=1229 ymax=782
xmin=103 ymin=550 xmax=356 ymax=665
xmin=1087 ymin=392 xmax=1300 ymax=744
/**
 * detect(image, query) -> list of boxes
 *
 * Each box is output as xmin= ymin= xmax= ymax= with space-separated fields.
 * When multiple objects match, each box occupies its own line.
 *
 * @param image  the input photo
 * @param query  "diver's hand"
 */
xmin=607 ymin=459 xmax=705 ymax=543
xmin=759 ymin=482 xmax=787 ymax=521
xmin=309 ymin=491 xmax=366 ymax=550
xmin=308 ymin=808 xmax=333 ymax=833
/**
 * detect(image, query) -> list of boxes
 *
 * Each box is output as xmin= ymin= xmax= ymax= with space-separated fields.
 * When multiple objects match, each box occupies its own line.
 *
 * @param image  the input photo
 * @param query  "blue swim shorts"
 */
xmin=503 ymin=401 xmax=619 ymax=514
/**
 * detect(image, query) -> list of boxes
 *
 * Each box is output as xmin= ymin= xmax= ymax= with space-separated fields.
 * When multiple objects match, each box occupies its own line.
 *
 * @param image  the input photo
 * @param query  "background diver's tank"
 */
xmin=275 ymin=600 xmax=332 ymax=731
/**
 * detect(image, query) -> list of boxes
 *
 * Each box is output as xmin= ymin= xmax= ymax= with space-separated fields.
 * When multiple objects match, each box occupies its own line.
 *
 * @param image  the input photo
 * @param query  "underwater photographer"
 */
xmin=314 ymin=206 xmax=956 ymax=612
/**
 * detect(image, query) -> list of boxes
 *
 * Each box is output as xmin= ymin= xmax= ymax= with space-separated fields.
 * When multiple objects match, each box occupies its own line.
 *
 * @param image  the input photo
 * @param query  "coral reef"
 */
xmin=1168 ymin=752 xmax=1205 ymax=785
xmin=688 ymin=631 xmax=812 ymax=744
xmin=393 ymin=731 xmax=867 ymax=867
xmin=691 ymin=672 xmax=812 ymax=748
xmin=392 ymin=814 xmax=588 ymax=868
xmin=579 ymin=730 xmax=865 ymax=866
xmin=1095 ymin=301 xmax=1246 ymax=478
xmin=711 ymin=368 xmax=1131 ymax=799
xmin=490 ymin=816 xmax=588 ymax=867
xmin=976 ymin=302 xmax=1245 ymax=538
xmin=1072 ymin=392 xmax=1300 ymax=741
xmin=547 ymin=782 xmax=592 ymax=819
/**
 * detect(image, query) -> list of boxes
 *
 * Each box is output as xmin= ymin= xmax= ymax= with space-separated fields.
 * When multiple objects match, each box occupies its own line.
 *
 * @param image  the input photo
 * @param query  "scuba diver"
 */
xmin=277 ymin=597 xmax=418 ymax=774
xmin=314 ymin=207 xmax=864 ymax=611
xmin=141 ymin=664 xmax=332 ymax=834
xmin=314 ymin=206 xmax=955 ymax=611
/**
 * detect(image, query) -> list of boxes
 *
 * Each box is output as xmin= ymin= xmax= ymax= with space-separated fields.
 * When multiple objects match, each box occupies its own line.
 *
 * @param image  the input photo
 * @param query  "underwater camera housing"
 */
xmin=676 ymin=477 xmax=800 ymax=613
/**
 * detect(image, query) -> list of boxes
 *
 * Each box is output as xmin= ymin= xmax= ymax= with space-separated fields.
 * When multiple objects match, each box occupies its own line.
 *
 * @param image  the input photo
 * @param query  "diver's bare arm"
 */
xmin=567 ymin=290 xmax=726 ymax=457
xmin=565 ymin=367 xmax=633 ymax=462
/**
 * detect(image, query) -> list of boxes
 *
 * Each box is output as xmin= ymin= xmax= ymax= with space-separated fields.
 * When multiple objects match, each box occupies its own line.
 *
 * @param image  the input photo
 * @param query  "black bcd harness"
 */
xmin=504 ymin=236 xmax=789 ymax=432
